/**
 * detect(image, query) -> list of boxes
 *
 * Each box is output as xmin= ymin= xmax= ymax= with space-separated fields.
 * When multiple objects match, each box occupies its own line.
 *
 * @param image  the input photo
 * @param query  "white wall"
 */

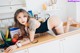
xmin=25 ymin=0 xmax=77 ymax=22
xmin=0 ymin=0 xmax=26 ymax=34
xmin=0 ymin=0 xmax=75 ymax=22
xmin=51 ymin=0 xmax=76 ymax=21
xmin=0 ymin=0 xmax=79 ymax=28
xmin=26 ymin=0 xmax=49 ymax=13
xmin=66 ymin=2 xmax=76 ymax=20
xmin=54 ymin=0 xmax=67 ymax=21
xmin=76 ymin=3 xmax=80 ymax=22
xmin=26 ymin=0 xmax=67 ymax=21
xmin=0 ymin=0 xmax=79 ymax=34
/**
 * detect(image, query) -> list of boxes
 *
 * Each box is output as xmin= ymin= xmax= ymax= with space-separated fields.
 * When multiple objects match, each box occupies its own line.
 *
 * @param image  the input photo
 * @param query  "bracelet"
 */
xmin=16 ymin=42 xmax=22 ymax=48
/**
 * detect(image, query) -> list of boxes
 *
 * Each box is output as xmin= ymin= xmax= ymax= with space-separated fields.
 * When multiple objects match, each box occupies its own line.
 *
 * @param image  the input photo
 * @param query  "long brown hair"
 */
xmin=14 ymin=9 xmax=30 ymax=36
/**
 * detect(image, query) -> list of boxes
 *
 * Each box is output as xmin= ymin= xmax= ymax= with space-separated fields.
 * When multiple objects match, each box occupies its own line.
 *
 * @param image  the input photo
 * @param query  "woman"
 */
xmin=5 ymin=9 xmax=64 ymax=53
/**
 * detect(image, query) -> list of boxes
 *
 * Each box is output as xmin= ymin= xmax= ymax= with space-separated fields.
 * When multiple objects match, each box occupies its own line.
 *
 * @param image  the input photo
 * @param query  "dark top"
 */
xmin=35 ymin=18 xmax=49 ymax=33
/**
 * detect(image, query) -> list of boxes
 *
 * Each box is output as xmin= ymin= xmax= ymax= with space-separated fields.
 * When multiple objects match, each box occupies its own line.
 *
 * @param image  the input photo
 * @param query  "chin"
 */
xmin=21 ymin=23 xmax=25 ymax=25
xmin=23 ymin=24 xmax=25 ymax=25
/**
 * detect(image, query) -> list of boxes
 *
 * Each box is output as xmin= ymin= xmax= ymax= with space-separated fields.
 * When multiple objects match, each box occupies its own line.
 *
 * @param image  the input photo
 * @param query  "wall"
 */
xmin=0 ymin=0 xmax=79 ymax=33
xmin=25 ymin=0 xmax=50 ymax=13
xmin=0 ymin=0 xmax=26 ymax=34
xmin=76 ymin=3 xmax=80 ymax=22
xmin=0 ymin=0 xmax=77 ymax=22
xmin=25 ymin=0 xmax=77 ymax=22
xmin=54 ymin=0 xmax=67 ymax=21
xmin=26 ymin=0 xmax=67 ymax=21
xmin=0 ymin=0 xmax=26 ymax=28
xmin=66 ymin=2 xmax=76 ymax=21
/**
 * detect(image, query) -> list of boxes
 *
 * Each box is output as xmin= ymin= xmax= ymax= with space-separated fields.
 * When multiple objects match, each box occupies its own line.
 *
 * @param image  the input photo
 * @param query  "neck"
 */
xmin=25 ymin=22 xmax=28 ymax=27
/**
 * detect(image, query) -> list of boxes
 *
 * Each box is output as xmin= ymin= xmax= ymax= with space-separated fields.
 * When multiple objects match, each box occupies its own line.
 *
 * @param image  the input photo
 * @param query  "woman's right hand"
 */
xmin=5 ymin=45 xmax=17 ymax=53
xmin=16 ymin=38 xmax=31 ymax=46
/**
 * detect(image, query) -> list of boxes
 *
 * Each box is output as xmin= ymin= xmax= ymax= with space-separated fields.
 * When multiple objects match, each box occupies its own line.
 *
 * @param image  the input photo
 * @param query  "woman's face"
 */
xmin=17 ymin=12 xmax=28 ymax=25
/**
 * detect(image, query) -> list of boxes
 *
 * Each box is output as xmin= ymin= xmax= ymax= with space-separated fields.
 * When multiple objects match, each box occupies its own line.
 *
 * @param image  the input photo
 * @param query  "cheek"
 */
xmin=17 ymin=17 xmax=27 ymax=24
xmin=19 ymin=20 xmax=22 ymax=23
xmin=23 ymin=18 xmax=27 ymax=22
xmin=17 ymin=19 xmax=22 ymax=23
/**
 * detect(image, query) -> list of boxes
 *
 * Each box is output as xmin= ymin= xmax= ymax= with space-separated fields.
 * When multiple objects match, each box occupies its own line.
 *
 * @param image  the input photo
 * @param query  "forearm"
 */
xmin=15 ymin=30 xmax=35 ymax=48
xmin=30 ymin=34 xmax=35 ymax=42
xmin=16 ymin=38 xmax=31 ymax=48
xmin=21 ymin=38 xmax=31 ymax=45
xmin=29 ymin=30 xmax=35 ymax=42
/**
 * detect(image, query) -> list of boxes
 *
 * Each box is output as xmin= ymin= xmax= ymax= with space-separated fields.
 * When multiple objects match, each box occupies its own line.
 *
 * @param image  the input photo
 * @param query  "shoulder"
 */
xmin=28 ymin=18 xmax=37 ymax=25
xmin=29 ymin=18 xmax=38 ymax=22
xmin=29 ymin=18 xmax=40 ymax=26
xmin=28 ymin=18 xmax=39 ymax=31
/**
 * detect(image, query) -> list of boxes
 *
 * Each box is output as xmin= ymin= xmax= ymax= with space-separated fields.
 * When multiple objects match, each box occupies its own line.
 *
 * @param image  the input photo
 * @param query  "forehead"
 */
xmin=17 ymin=12 xmax=28 ymax=17
xmin=18 ymin=12 xmax=24 ymax=15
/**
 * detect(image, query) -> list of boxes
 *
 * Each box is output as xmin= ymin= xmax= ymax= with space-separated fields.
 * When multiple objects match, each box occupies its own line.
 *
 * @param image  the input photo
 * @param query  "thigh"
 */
xmin=48 ymin=16 xmax=62 ymax=29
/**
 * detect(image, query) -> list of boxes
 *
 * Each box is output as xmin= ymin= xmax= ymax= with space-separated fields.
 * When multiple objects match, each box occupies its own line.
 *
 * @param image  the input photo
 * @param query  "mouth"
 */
xmin=22 ymin=21 xmax=25 ymax=23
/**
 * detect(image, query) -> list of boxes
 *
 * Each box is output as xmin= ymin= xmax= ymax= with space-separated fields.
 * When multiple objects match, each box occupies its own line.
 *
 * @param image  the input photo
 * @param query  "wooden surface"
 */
xmin=63 ymin=22 xmax=80 ymax=27
xmin=4 ymin=29 xmax=80 ymax=53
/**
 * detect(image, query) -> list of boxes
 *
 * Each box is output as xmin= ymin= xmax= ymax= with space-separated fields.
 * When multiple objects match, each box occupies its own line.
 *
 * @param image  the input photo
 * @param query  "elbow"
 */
xmin=30 ymin=38 xmax=34 ymax=42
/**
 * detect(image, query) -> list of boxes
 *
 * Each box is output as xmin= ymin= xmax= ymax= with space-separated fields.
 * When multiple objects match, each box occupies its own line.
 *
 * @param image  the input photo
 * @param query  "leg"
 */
xmin=64 ymin=17 xmax=71 ymax=32
xmin=68 ymin=17 xmax=80 ymax=27
xmin=64 ymin=17 xmax=79 ymax=32
xmin=48 ymin=16 xmax=64 ymax=35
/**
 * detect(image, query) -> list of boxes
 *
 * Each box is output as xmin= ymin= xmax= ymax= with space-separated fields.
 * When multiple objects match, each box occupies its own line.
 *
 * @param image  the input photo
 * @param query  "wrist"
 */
xmin=14 ymin=45 xmax=18 ymax=48
xmin=16 ymin=41 xmax=22 ymax=48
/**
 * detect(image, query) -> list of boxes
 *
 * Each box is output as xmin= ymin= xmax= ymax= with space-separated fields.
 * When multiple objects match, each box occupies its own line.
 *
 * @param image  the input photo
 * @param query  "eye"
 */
xmin=18 ymin=17 xmax=21 ymax=19
xmin=24 ymin=15 xmax=26 ymax=17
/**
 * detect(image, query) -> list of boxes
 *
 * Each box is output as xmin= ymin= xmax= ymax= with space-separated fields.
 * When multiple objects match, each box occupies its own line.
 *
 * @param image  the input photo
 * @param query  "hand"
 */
xmin=5 ymin=45 xmax=17 ymax=53
xmin=16 ymin=38 xmax=31 ymax=45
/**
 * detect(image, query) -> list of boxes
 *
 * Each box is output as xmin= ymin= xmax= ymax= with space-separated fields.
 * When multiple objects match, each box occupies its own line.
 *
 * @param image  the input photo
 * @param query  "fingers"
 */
xmin=5 ymin=46 xmax=11 ymax=52
xmin=5 ymin=46 xmax=14 ymax=53
xmin=8 ymin=49 xmax=13 ymax=53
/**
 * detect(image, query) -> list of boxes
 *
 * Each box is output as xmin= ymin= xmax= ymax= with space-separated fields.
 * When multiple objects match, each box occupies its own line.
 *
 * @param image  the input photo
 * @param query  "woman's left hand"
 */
xmin=5 ymin=45 xmax=17 ymax=53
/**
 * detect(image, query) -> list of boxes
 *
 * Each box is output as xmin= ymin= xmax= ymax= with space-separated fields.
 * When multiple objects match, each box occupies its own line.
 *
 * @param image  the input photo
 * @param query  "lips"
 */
xmin=22 ymin=21 xmax=25 ymax=23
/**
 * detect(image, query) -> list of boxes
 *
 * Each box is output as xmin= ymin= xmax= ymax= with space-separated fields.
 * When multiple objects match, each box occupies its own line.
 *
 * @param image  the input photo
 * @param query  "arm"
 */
xmin=28 ymin=30 xmax=35 ymax=42
xmin=5 ymin=35 xmax=34 ymax=53
xmin=5 ymin=19 xmax=38 ymax=53
xmin=28 ymin=19 xmax=37 ymax=42
xmin=17 ymin=18 xmax=38 ymax=44
xmin=5 ymin=38 xmax=31 ymax=53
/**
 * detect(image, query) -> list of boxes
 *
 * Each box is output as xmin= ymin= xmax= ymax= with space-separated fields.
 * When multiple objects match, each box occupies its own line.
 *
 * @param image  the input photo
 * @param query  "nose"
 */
xmin=21 ymin=17 xmax=24 ymax=21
